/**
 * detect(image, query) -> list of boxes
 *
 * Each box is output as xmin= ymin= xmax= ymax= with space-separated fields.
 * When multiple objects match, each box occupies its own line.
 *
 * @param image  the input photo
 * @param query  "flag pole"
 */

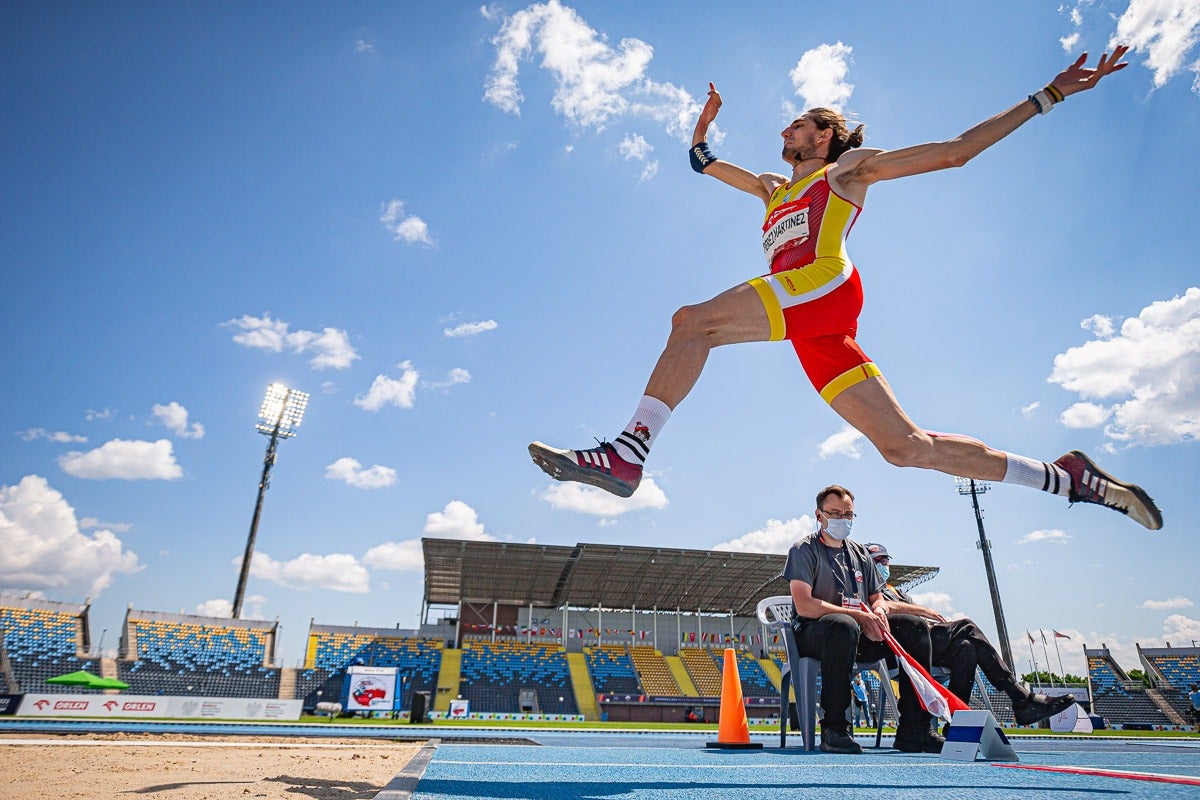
xmin=1052 ymin=632 xmax=1068 ymax=683
xmin=1039 ymin=630 xmax=1054 ymax=686
xmin=1026 ymin=631 xmax=1041 ymax=690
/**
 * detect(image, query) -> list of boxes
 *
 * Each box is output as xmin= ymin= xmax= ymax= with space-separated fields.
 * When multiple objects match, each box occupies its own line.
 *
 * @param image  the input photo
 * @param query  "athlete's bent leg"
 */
xmin=644 ymin=282 xmax=772 ymax=409
xmin=529 ymin=282 xmax=771 ymax=498
xmin=828 ymin=376 xmax=1162 ymax=529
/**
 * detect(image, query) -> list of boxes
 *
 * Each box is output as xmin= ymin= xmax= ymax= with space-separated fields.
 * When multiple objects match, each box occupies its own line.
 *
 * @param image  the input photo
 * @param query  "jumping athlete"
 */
xmin=529 ymin=47 xmax=1162 ymax=531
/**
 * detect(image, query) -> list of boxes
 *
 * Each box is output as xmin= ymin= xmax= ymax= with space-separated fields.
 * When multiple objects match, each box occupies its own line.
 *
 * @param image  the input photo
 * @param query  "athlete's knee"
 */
xmin=670 ymin=303 xmax=720 ymax=342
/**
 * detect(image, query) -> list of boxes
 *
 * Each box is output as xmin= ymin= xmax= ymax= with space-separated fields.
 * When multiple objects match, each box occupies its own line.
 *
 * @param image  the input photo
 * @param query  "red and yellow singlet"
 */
xmin=747 ymin=165 xmax=881 ymax=403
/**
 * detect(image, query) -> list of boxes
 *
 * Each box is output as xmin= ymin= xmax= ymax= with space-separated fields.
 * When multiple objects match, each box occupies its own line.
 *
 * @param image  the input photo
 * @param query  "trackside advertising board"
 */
xmin=342 ymin=665 xmax=400 ymax=713
xmin=17 ymin=694 xmax=302 ymax=720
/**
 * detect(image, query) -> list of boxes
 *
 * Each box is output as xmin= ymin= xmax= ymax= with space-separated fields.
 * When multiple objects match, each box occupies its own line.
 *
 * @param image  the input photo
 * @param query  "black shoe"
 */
xmin=819 ymin=728 xmax=863 ymax=754
xmin=894 ymin=728 xmax=945 ymax=754
xmin=1012 ymin=692 xmax=1076 ymax=726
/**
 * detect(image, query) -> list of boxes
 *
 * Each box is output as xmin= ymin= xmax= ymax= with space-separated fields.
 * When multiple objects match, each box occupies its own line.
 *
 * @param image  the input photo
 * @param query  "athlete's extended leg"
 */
xmin=829 ymin=375 xmax=1163 ymax=529
xmin=529 ymin=282 xmax=771 ymax=497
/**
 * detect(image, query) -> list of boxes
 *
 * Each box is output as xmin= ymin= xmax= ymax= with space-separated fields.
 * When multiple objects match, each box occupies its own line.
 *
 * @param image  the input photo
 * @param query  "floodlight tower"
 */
xmin=954 ymin=477 xmax=1015 ymax=670
xmin=232 ymin=383 xmax=309 ymax=619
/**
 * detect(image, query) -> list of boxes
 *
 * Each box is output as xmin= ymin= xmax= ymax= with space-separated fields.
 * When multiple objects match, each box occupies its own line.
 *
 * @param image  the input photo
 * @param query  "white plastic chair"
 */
xmin=757 ymin=595 xmax=895 ymax=750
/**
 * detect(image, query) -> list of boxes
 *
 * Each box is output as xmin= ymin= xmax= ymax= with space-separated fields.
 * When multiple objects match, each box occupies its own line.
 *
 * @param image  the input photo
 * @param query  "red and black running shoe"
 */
xmin=1053 ymin=450 xmax=1162 ymax=530
xmin=528 ymin=440 xmax=643 ymax=498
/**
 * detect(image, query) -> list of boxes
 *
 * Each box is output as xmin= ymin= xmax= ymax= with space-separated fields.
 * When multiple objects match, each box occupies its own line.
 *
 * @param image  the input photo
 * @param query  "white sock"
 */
xmin=1001 ymin=453 xmax=1070 ymax=497
xmin=612 ymin=395 xmax=672 ymax=464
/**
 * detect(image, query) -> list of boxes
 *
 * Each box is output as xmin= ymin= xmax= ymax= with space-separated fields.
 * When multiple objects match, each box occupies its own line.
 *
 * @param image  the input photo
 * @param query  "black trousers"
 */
xmin=929 ymin=618 xmax=1026 ymax=704
xmin=792 ymin=612 xmax=932 ymax=733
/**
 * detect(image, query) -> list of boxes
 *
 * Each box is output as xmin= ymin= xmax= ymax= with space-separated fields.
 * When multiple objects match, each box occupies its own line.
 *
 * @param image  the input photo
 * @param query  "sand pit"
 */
xmin=0 ymin=732 xmax=423 ymax=800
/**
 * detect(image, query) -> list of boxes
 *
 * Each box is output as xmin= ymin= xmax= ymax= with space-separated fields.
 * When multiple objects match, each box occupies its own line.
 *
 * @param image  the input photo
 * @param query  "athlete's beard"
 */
xmin=783 ymin=143 xmax=822 ymax=165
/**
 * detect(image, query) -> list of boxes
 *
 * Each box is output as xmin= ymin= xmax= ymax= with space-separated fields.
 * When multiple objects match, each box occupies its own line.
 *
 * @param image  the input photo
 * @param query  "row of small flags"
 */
xmin=1027 ymin=630 xmax=1072 ymax=642
xmin=459 ymin=624 xmax=780 ymax=644
xmin=679 ymin=632 xmax=764 ymax=644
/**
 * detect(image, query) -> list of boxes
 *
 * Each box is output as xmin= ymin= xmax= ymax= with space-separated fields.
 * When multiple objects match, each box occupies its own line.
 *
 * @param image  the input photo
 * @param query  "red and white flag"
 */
xmin=882 ymin=630 xmax=970 ymax=723
xmin=1053 ymin=630 xmax=1071 ymax=639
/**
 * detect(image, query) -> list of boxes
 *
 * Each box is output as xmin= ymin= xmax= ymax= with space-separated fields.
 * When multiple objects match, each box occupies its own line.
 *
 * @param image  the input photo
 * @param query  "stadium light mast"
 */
xmin=954 ymin=477 xmax=1015 ymax=670
xmin=232 ymin=383 xmax=309 ymax=619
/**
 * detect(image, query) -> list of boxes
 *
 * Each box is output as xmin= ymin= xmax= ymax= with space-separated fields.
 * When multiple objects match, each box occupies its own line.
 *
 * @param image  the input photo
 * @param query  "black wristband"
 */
xmin=689 ymin=142 xmax=718 ymax=173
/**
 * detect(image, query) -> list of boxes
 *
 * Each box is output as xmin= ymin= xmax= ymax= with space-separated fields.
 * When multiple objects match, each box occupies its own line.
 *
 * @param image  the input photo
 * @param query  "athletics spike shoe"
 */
xmin=1012 ymin=692 xmax=1077 ymax=726
xmin=1053 ymin=450 xmax=1163 ymax=531
xmin=528 ymin=440 xmax=642 ymax=498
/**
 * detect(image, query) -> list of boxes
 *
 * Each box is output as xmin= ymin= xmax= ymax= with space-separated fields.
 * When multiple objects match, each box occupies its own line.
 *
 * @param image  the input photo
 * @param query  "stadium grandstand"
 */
xmin=1084 ymin=644 xmax=1182 ymax=727
xmin=0 ymin=596 xmax=96 ymax=694
xmin=116 ymin=607 xmax=281 ymax=698
xmin=3 ymin=541 xmax=1197 ymax=730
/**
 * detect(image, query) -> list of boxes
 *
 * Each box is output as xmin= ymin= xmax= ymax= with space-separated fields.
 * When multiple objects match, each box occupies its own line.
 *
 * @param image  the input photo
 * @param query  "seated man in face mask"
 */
xmin=784 ymin=485 xmax=943 ymax=755
xmin=865 ymin=542 xmax=1075 ymax=726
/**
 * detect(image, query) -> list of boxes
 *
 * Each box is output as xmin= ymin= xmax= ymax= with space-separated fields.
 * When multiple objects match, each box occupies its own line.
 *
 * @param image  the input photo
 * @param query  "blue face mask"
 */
xmin=823 ymin=517 xmax=853 ymax=540
xmin=876 ymin=562 xmax=890 ymax=583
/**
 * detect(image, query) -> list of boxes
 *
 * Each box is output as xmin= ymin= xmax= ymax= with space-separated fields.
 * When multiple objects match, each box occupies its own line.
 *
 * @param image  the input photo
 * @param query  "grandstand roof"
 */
xmin=421 ymin=538 xmax=938 ymax=614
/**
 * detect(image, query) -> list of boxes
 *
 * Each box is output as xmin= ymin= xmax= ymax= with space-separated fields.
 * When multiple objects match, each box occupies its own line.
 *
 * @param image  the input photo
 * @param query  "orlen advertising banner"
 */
xmin=17 ymin=694 xmax=302 ymax=720
xmin=343 ymin=666 xmax=399 ymax=713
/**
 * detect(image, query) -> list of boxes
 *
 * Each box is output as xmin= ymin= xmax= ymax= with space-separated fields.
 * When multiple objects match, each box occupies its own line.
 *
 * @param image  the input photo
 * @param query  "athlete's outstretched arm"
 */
xmin=836 ymin=47 xmax=1130 ymax=188
xmin=690 ymin=82 xmax=780 ymax=203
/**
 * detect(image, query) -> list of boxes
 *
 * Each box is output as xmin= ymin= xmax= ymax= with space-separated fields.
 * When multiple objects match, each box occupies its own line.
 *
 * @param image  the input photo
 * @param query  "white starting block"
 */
xmin=940 ymin=709 xmax=1018 ymax=762
xmin=1049 ymin=702 xmax=1093 ymax=734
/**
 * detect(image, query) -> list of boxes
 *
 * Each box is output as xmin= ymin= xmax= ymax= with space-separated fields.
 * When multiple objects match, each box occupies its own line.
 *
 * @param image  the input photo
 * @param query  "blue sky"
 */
xmin=2 ymin=1 xmax=1198 ymax=677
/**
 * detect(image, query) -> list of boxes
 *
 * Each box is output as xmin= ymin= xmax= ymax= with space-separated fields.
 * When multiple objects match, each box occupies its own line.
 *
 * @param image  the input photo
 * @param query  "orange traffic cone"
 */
xmin=706 ymin=648 xmax=763 ymax=749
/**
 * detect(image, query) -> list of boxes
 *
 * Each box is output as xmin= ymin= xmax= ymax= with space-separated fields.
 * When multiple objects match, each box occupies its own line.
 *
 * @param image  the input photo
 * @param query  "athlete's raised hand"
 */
xmin=1051 ymin=46 xmax=1130 ymax=98
xmin=692 ymin=82 xmax=722 ymax=145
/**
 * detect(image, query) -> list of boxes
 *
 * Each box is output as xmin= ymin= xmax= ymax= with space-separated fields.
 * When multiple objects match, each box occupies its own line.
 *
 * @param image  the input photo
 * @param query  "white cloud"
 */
xmin=1058 ymin=1 xmax=1092 ymax=53
xmin=539 ymin=474 xmax=668 ymax=516
xmin=366 ymin=500 xmax=495 ymax=573
xmin=79 ymin=516 xmax=132 ymax=533
xmin=619 ymin=133 xmax=652 ymax=161
xmin=1110 ymin=0 xmax=1200 ymax=88
xmin=0 ymin=475 xmax=142 ymax=597
xmin=324 ymin=457 xmax=398 ymax=490
xmin=1082 ymin=314 xmax=1115 ymax=339
xmin=423 ymin=367 xmax=471 ymax=391
xmin=1059 ymin=401 xmax=1112 ymax=428
xmin=639 ymin=160 xmax=659 ymax=181
xmin=484 ymin=1 xmax=702 ymax=143
xmin=152 ymin=402 xmax=205 ymax=439
xmin=817 ymin=424 xmax=866 ymax=459
xmin=355 ymin=361 xmax=421 ymax=411
xmin=712 ymin=516 xmax=813 ymax=554
xmin=243 ymin=551 xmax=370 ymax=593
xmin=423 ymin=500 xmax=494 ymax=540
xmin=1048 ymin=288 xmax=1200 ymax=446
xmin=908 ymin=591 xmax=966 ymax=620
xmin=364 ymin=539 xmax=424 ymax=572
xmin=195 ymin=595 xmax=267 ymax=619
xmin=1017 ymin=528 xmax=1071 ymax=544
xmin=1020 ymin=401 xmax=1041 ymax=416
xmin=380 ymin=199 xmax=434 ymax=246
xmin=85 ymin=408 xmax=115 ymax=421
xmin=18 ymin=428 xmax=87 ymax=443
xmin=789 ymin=42 xmax=854 ymax=111
xmin=1140 ymin=596 xmax=1194 ymax=610
xmin=58 ymin=438 xmax=183 ymax=481
xmin=444 ymin=320 xmax=498 ymax=337
xmin=355 ymin=39 xmax=375 ymax=54
xmin=225 ymin=313 xmax=360 ymax=370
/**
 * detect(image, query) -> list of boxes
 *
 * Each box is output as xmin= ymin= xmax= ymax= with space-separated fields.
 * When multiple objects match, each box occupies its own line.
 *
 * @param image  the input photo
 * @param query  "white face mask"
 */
xmin=823 ymin=517 xmax=853 ymax=540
